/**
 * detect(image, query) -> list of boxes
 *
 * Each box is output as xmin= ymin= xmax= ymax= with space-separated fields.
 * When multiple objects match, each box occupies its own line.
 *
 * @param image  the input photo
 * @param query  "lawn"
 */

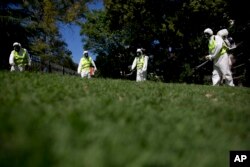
xmin=0 ymin=71 xmax=250 ymax=167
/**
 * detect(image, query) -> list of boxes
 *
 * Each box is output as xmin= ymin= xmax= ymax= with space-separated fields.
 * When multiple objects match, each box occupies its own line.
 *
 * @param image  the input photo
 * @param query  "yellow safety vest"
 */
xmin=208 ymin=36 xmax=227 ymax=57
xmin=13 ymin=48 xmax=28 ymax=65
xmin=136 ymin=56 xmax=144 ymax=69
xmin=81 ymin=56 xmax=92 ymax=70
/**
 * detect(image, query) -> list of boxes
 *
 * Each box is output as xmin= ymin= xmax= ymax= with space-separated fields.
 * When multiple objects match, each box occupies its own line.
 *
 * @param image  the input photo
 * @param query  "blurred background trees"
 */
xmin=0 ymin=0 xmax=93 ymax=70
xmin=81 ymin=0 xmax=250 ymax=86
xmin=1 ymin=0 xmax=249 ymax=86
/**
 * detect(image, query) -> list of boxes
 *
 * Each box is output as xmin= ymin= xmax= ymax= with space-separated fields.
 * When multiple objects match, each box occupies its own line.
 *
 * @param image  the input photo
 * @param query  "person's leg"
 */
xmin=142 ymin=71 xmax=147 ymax=81
xmin=219 ymin=54 xmax=235 ymax=86
xmin=10 ymin=65 xmax=17 ymax=72
xmin=18 ymin=65 xmax=25 ymax=72
xmin=212 ymin=66 xmax=221 ymax=86
xmin=81 ymin=71 xmax=87 ymax=78
xmin=136 ymin=69 xmax=142 ymax=82
xmin=87 ymin=72 xmax=91 ymax=79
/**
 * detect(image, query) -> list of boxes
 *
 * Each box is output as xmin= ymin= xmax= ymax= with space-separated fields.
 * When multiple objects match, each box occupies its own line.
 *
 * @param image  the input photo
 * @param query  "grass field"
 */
xmin=0 ymin=71 xmax=250 ymax=167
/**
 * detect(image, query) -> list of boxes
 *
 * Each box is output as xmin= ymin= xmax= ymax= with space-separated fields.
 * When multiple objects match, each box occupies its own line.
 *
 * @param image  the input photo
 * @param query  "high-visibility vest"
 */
xmin=136 ymin=55 xmax=144 ymax=69
xmin=222 ymin=42 xmax=228 ymax=54
xmin=81 ymin=56 xmax=92 ymax=70
xmin=13 ymin=48 xmax=28 ymax=65
xmin=208 ymin=36 xmax=227 ymax=57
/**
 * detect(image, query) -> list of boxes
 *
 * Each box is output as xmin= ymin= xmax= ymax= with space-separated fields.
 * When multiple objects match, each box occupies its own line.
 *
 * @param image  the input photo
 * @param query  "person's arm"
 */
xmin=9 ymin=51 xmax=14 ymax=65
xmin=91 ymin=59 xmax=97 ymax=71
xmin=142 ymin=56 xmax=149 ymax=71
xmin=224 ymin=38 xmax=231 ymax=48
xmin=77 ymin=58 xmax=82 ymax=74
xmin=131 ymin=57 xmax=137 ymax=71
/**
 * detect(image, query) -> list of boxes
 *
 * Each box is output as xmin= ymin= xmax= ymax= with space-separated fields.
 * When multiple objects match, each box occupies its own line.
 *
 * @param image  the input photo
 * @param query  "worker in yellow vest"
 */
xmin=77 ymin=50 xmax=97 ymax=78
xmin=131 ymin=48 xmax=149 ymax=82
xmin=9 ymin=42 xmax=31 ymax=72
xmin=217 ymin=29 xmax=236 ymax=69
xmin=204 ymin=28 xmax=234 ymax=86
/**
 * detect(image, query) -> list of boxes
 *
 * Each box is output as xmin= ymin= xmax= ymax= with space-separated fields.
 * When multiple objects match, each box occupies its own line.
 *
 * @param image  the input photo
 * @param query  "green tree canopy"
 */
xmin=81 ymin=0 xmax=250 ymax=85
xmin=0 ymin=0 xmax=93 ymax=70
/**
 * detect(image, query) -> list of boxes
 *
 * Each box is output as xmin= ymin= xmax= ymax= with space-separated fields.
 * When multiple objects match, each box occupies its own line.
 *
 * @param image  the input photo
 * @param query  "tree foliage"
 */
xmin=81 ymin=0 xmax=250 ymax=85
xmin=0 ymin=0 xmax=92 ymax=70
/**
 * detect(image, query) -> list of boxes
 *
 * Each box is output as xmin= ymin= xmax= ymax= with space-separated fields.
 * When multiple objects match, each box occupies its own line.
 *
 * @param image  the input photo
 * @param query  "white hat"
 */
xmin=136 ymin=48 xmax=142 ymax=53
xmin=204 ymin=28 xmax=213 ymax=35
xmin=217 ymin=29 xmax=228 ymax=37
xmin=83 ymin=50 xmax=88 ymax=54
xmin=13 ymin=42 xmax=21 ymax=47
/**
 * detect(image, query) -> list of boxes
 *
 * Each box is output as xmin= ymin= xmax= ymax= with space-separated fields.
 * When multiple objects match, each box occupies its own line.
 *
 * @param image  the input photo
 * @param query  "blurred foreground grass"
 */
xmin=0 ymin=71 xmax=250 ymax=167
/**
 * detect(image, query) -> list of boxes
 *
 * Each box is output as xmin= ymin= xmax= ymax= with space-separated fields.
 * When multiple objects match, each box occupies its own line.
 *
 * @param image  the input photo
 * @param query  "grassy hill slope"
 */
xmin=0 ymin=71 xmax=250 ymax=167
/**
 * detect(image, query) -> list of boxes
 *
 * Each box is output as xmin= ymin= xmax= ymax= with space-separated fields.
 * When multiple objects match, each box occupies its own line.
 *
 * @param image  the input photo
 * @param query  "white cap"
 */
xmin=204 ymin=28 xmax=213 ymax=35
xmin=13 ymin=42 xmax=21 ymax=47
xmin=136 ymin=48 xmax=142 ymax=53
xmin=83 ymin=50 xmax=88 ymax=54
xmin=217 ymin=29 xmax=228 ymax=37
